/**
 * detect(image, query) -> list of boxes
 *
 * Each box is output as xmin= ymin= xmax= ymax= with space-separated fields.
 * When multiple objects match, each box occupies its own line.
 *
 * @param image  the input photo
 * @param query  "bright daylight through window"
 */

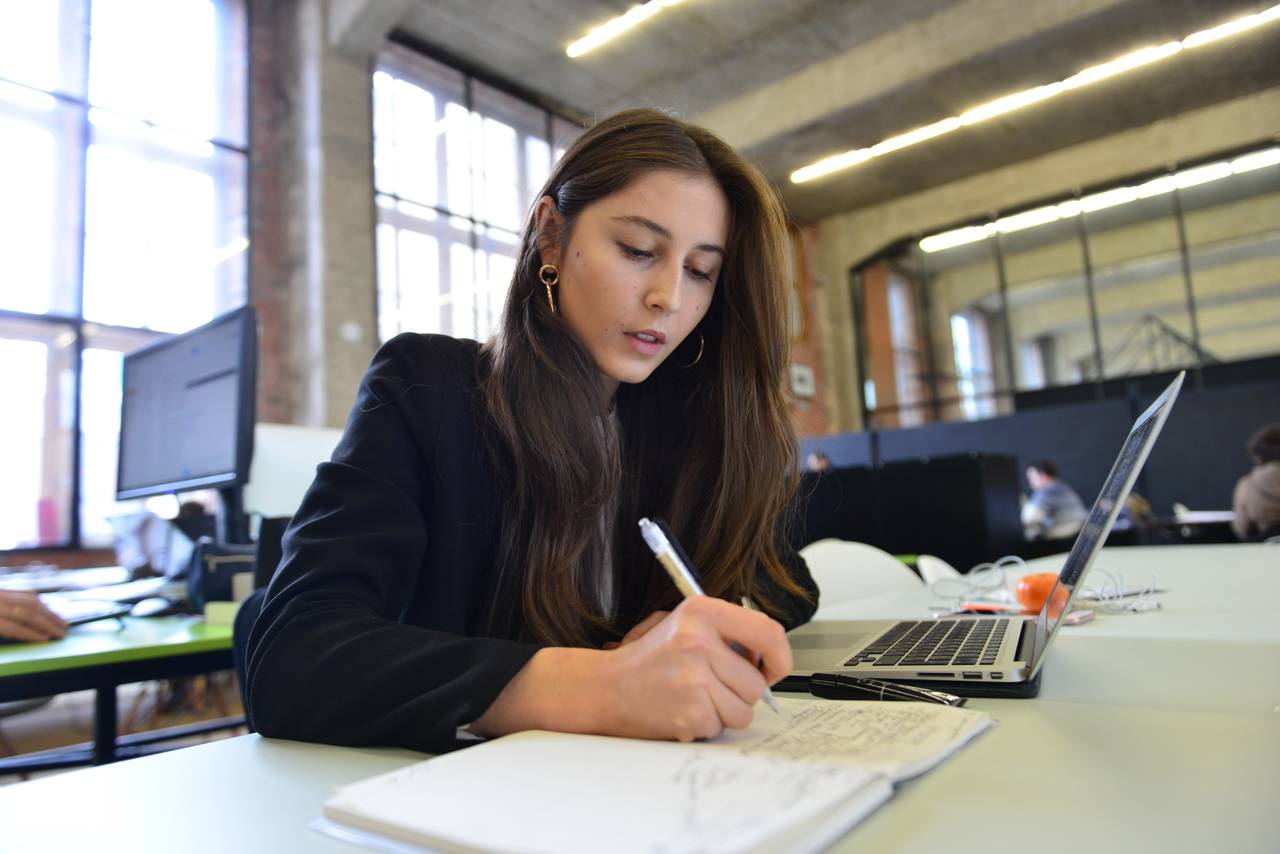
xmin=0 ymin=0 xmax=247 ymax=550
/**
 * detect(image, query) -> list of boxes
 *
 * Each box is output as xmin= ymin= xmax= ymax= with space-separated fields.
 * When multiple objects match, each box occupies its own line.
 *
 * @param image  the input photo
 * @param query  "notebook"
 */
xmin=787 ymin=371 xmax=1184 ymax=697
xmin=316 ymin=696 xmax=991 ymax=854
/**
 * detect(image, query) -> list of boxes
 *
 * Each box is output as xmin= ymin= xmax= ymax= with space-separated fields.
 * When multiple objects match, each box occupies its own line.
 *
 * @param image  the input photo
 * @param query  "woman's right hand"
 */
xmin=0 ymin=590 xmax=68 ymax=642
xmin=598 ymin=596 xmax=792 ymax=742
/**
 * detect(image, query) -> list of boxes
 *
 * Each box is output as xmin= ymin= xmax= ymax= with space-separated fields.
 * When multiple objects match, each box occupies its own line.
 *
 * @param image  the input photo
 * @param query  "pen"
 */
xmin=638 ymin=517 xmax=780 ymax=713
xmin=809 ymin=673 xmax=966 ymax=707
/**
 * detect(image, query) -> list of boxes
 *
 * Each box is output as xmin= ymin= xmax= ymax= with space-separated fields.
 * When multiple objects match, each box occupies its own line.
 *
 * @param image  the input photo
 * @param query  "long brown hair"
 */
xmin=480 ymin=108 xmax=809 ymax=646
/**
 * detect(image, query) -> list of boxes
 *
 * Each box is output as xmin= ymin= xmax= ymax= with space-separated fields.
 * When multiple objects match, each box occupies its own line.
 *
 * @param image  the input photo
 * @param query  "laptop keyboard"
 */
xmin=844 ymin=619 xmax=1009 ymax=668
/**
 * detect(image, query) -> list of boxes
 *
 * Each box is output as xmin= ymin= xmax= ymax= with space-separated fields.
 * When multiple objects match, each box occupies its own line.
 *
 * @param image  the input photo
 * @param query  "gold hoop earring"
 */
xmin=538 ymin=264 xmax=559 ymax=313
xmin=678 ymin=331 xmax=704 ymax=368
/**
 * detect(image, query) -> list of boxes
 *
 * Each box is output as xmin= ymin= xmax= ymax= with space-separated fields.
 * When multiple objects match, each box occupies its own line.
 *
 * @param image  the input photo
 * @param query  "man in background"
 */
xmin=1232 ymin=423 xmax=1280 ymax=541
xmin=1022 ymin=459 xmax=1089 ymax=540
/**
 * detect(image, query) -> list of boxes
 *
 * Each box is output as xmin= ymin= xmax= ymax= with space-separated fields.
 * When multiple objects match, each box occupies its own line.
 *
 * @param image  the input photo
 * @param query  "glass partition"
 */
xmin=854 ymin=143 xmax=1280 ymax=428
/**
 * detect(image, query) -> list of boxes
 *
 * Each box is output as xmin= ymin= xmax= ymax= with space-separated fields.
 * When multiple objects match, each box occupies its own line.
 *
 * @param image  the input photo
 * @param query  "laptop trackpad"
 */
xmin=790 ymin=627 xmax=881 ymax=650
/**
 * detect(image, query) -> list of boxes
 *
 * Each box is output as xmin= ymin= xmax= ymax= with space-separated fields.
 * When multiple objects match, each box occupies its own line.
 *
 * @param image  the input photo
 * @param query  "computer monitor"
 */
xmin=116 ymin=306 xmax=258 ymax=543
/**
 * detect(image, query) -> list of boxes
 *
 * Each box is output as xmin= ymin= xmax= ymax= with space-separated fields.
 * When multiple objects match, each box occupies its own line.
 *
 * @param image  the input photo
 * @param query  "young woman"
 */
xmin=242 ymin=109 xmax=818 ymax=752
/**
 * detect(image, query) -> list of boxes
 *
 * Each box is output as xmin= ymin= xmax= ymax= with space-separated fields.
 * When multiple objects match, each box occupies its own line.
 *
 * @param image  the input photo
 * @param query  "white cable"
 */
xmin=929 ymin=554 xmax=1026 ymax=601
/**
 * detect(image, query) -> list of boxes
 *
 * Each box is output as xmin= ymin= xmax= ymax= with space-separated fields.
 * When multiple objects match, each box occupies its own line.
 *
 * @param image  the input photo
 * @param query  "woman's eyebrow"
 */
xmin=611 ymin=215 xmax=725 ymax=257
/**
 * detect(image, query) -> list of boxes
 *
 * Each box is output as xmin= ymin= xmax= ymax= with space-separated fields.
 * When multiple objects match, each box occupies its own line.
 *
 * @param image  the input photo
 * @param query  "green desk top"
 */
xmin=0 ymin=616 xmax=233 ymax=679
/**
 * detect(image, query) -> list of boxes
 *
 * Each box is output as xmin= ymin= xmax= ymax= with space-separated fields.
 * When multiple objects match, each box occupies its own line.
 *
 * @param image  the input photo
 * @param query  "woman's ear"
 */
xmin=533 ymin=196 xmax=563 ymax=267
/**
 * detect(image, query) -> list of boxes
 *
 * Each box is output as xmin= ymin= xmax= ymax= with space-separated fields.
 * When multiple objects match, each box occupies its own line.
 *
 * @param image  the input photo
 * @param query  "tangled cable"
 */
xmin=928 ymin=555 xmax=1025 ymax=603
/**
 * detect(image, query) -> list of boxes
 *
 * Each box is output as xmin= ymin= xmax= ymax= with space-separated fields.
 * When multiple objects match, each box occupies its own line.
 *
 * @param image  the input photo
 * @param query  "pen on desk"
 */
xmin=637 ymin=517 xmax=780 ymax=713
xmin=809 ymin=673 xmax=966 ymax=707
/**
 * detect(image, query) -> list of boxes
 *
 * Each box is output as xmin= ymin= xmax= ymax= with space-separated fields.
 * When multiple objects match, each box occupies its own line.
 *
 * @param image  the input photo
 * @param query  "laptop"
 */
xmin=786 ymin=371 xmax=1185 ymax=697
xmin=40 ymin=595 xmax=133 ymax=627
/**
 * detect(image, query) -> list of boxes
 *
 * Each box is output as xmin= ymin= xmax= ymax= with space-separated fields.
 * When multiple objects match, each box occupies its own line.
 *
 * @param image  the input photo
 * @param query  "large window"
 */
xmin=372 ymin=44 xmax=582 ymax=343
xmin=858 ymin=143 xmax=1280 ymax=427
xmin=0 ymin=0 xmax=248 ymax=550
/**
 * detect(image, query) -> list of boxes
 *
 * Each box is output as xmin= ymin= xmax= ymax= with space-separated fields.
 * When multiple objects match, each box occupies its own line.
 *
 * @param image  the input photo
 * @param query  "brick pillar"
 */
xmin=248 ymin=0 xmax=379 ymax=428
xmin=860 ymin=260 xmax=900 ymax=429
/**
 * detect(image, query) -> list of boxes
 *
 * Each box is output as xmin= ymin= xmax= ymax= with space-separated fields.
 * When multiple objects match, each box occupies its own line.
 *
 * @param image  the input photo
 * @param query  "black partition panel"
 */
xmin=872 ymin=454 xmax=1023 ymax=571
xmin=877 ymin=399 xmax=1134 ymax=504
xmin=790 ymin=467 xmax=878 ymax=550
xmin=796 ymin=373 xmax=1280 ymax=560
xmin=1141 ymin=379 xmax=1280 ymax=516
xmin=791 ymin=454 xmax=1022 ymax=572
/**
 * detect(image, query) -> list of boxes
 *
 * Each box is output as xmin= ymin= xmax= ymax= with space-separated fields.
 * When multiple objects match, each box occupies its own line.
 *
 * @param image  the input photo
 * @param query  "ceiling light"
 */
xmin=918 ymin=144 xmax=1279 ymax=253
xmin=869 ymin=117 xmax=961 ymax=156
xmin=566 ymin=0 xmax=686 ymax=58
xmin=1175 ymin=161 xmax=1233 ymax=188
xmin=958 ymin=83 xmax=1064 ymax=125
xmin=1079 ymin=186 xmax=1138 ymax=212
xmin=1060 ymin=41 xmax=1182 ymax=90
xmin=1136 ymin=174 xmax=1179 ymax=198
xmin=1230 ymin=147 xmax=1280 ymax=173
xmin=995 ymin=205 xmax=1061 ymax=233
xmin=918 ymin=223 xmax=996 ymax=253
xmin=1183 ymin=4 xmax=1280 ymax=48
xmin=792 ymin=3 xmax=1280 ymax=184
xmin=790 ymin=149 xmax=873 ymax=183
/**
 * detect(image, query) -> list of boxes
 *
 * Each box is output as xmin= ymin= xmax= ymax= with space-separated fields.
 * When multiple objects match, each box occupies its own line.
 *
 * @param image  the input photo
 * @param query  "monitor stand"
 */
xmin=217 ymin=485 xmax=250 ymax=544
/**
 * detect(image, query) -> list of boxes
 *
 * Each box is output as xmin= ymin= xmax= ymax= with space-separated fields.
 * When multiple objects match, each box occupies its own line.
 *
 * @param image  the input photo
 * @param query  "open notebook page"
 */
xmin=322 ymin=732 xmax=890 ymax=854
xmin=713 ymin=695 xmax=994 ymax=781
xmin=320 ymin=699 xmax=990 ymax=853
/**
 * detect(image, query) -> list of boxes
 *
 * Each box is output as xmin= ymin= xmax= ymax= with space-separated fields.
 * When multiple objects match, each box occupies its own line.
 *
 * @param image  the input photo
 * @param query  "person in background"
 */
xmin=1022 ymin=459 xmax=1089 ymax=540
xmin=0 ymin=589 xmax=66 ymax=642
xmin=1231 ymin=423 xmax=1280 ymax=541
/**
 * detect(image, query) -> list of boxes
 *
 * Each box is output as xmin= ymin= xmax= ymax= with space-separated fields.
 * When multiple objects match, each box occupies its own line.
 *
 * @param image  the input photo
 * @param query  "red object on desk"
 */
xmin=1017 ymin=572 xmax=1069 ymax=616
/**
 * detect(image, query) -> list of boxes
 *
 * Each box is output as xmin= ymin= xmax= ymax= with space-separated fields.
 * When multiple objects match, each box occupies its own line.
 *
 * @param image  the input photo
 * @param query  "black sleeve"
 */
xmin=763 ymin=535 xmax=819 ymax=631
xmin=242 ymin=335 xmax=539 ymax=753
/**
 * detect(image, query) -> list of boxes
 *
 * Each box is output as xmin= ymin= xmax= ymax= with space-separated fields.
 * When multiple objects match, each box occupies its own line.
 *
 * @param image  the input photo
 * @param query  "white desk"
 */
xmin=821 ymin=543 xmax=1280 ymax=645
xmin=1 ymin=545 xmax=1277 ymax=853
xmin=817 ymin=544 xmax=1280 ymax=716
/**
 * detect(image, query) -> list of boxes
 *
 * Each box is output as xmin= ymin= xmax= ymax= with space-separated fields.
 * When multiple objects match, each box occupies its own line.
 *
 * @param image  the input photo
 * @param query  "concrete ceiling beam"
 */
xmin=328 ymin=0 xmax=414 ymax=59
xmin=693 ymin=0 xmax=1131 ymax=152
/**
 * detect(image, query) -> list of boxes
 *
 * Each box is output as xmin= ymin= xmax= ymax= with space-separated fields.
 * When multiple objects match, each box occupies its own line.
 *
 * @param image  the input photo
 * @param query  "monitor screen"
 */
xmin=116 ymin=306 xmax=257 ymax=500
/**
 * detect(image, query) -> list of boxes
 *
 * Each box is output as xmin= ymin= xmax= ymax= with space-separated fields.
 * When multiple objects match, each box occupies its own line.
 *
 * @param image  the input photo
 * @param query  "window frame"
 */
xmin=372 ymin=32 xmax=586 ymax=345
xmin=855 ymin=140 xmax=1280 ymax=428
xmin=0 ymin=0 xmax=249 ymax=554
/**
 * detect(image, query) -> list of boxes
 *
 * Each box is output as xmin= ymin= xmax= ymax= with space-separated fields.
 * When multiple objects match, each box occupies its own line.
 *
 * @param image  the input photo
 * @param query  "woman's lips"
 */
xmin=624 ymin=331 xmax=664 ymax=356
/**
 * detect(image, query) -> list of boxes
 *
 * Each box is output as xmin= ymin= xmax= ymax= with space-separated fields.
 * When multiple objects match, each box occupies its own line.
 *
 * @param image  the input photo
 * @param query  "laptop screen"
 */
xmin=1025 ymin=372 xmax=1184 ymax=673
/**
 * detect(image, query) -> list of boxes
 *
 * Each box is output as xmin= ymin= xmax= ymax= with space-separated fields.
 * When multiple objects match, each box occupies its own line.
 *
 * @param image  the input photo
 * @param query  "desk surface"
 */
xmin=823 ymin=543 xmax=1280 ymax=645
xmin=0 ymin=700 xmax=1275 ymax=854
xmin=0 ymin=616 xmax=231 ymax=679
xmin=1 ymin=545 xmax=1276 ymax=853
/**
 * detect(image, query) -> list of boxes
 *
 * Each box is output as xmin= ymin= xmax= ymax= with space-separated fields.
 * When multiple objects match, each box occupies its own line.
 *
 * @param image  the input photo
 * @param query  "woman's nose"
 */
xmin=644 ymin=262 xmax=683 ymax=313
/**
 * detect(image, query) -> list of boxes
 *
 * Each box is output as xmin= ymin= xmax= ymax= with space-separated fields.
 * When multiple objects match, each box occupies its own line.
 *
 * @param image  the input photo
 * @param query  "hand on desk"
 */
xmin=471 ymin=597 xmax=791 ymax=744
xmin=0 ymin=590 xmax=68 ymax=642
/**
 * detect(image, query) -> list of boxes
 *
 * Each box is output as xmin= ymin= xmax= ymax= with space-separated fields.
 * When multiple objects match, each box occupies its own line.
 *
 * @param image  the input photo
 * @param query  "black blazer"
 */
xmin=243 ymin=334 xmax=817 ymax=752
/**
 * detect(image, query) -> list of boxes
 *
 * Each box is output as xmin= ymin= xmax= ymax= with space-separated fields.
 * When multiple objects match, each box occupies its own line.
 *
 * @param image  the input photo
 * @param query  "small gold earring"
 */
xmin=678 ymin=331 xmax=704 ymax=368
xmin=539 ymin=264 xmax=559 ymax=313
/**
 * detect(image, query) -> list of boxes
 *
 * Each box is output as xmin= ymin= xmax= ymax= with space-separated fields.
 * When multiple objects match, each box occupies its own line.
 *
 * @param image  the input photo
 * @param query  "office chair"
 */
xmin=916 ymin=554 xmax=962 ymax=585
xmin=799 ymin=539 xmax=922 ymax=619
xmin=231 ymin=516 xmax=290 ymax=730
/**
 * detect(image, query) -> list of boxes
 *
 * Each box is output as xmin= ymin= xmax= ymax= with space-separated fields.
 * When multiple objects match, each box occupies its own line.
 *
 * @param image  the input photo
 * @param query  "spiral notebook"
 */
xmin=315 ymin=696 xmax=992 ymax=854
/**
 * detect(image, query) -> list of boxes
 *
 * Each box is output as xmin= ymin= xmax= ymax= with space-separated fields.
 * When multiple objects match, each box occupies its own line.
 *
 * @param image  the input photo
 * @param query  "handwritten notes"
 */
xmin=320 ymin=699 xmax=992 ymax=854
xmin=716 ymin=696 xmax=993 ymax=780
